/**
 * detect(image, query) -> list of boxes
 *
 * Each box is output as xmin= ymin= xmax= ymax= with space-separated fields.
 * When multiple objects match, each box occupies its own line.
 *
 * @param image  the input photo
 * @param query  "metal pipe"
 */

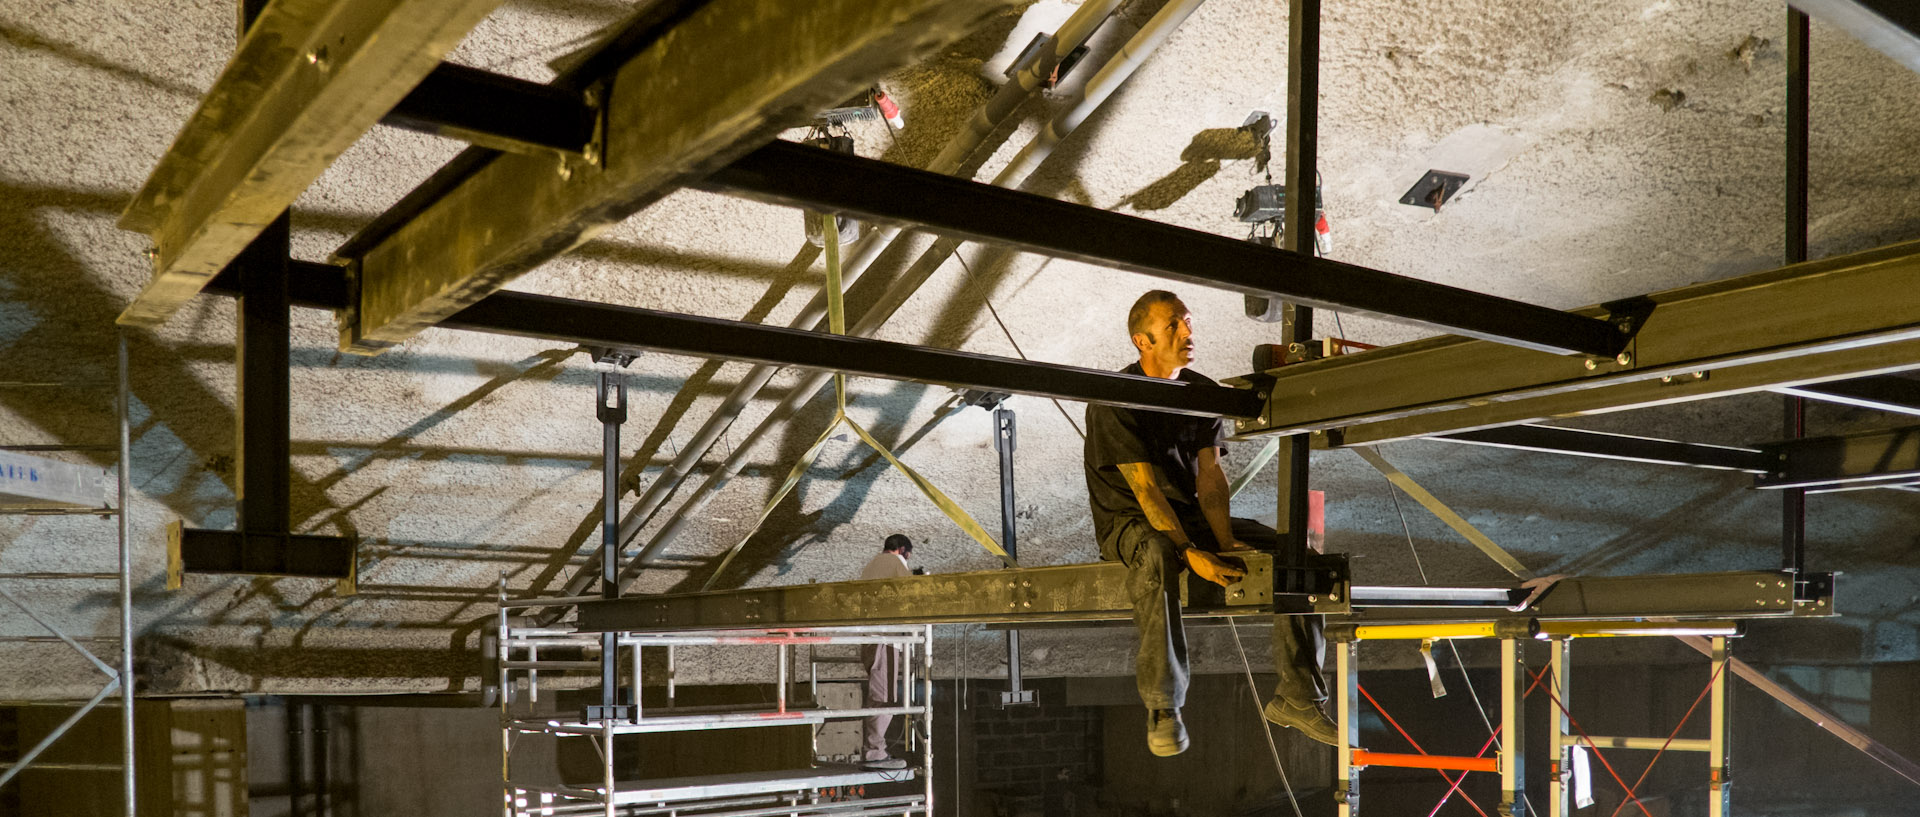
xmin=1549 ymin=638 xmax=1570 ymax=817
xmin=995 ymin=0 xmax=1210 ymax=188
xmin=627 ymin=0 xmax=1210 ymax=573
xmin=1558 ymin=735 xmax=1711 ymax=753
xmin=548 ymin=0 xmax=1126 ymax=606
xmin=1708 ymin=636 xmax=1732 ymax=816
xmin=1499 ymin=638 xmax=1523 ymax=817
xmin=1350 ymin=749 xmax=1498 ymax=773
xmin=118 ymin=328 xmax=134 ymax=817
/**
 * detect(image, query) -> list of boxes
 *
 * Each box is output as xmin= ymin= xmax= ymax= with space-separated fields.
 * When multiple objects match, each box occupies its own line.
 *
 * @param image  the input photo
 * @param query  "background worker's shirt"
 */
xmin=861 ymin=551 xmax=912 ymax=580
xmin=1082 ymin=362 xmax=1228 ymax=550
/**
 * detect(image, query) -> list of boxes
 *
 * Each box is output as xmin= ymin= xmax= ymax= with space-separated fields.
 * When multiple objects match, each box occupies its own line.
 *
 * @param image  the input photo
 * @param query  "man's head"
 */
xmin=1127 ymin=290 xmax=1194 ymax=377
xmin=883 ymin=534 xmax=913 ymax=558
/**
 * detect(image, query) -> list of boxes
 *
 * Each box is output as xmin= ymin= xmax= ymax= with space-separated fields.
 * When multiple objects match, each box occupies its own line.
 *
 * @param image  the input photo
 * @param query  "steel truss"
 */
xmin=496 ymin=591 xmax=932 ymax=817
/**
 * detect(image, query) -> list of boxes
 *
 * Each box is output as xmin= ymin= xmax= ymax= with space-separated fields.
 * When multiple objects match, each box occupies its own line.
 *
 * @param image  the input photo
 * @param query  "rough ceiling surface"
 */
xmin=2 ymin=0 xmax=1918 ymax=705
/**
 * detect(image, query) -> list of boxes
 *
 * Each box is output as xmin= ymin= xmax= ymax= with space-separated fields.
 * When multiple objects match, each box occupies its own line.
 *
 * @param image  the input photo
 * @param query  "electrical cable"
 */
xmin=951 ymin=249 xmax=1088 ymax=440
xmin=1378 ymin=455 xmax=1540 ymax=817
xmin=1226 ymin=617 xmax=1306 ymax=817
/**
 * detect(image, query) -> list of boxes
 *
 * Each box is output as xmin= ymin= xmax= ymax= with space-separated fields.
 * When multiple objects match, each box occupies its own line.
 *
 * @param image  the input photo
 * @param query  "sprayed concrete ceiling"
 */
xmin=2 ymin=0 xmax=1919 ymax=698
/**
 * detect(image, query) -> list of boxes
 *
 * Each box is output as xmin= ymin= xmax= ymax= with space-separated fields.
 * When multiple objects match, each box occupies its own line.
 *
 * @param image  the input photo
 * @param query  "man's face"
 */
xmin=1133 ymin=300 xmax=1195 ymax=371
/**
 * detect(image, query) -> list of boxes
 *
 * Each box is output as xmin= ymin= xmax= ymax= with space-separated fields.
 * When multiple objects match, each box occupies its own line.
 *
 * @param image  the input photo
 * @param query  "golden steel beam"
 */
xmin=341 ymin=0 xmax=1016 ymax=353
xmin=117 ymin=0 xmax=503 ymax=327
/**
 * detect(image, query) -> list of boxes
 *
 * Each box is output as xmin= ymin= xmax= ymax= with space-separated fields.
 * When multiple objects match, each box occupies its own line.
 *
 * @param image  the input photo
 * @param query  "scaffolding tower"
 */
xmin=496 ymin=593 xmax=933 ymax=817
xmin=0 ymin=332 xmax=136 ymax=816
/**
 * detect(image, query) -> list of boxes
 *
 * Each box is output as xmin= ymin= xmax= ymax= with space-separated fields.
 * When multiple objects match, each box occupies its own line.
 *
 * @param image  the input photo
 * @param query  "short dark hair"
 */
xmin=883 ymin=534 xmax=912 ymax=554
xmin=1127 ymin=290 xmax=1184 ymax=338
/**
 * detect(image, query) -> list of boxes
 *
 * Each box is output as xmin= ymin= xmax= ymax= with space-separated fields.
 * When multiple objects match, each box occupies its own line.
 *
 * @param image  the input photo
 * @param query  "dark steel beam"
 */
xmin=1777 ymin=375 xmax=1920 ymax=417
xmin=1232 ymin=240 xmax=1920 ymax=443
xmin=1756 ymin=424 xmax=1920 ymax=491
xmin=1794 ymin=0 xmax=1920 ymax=74
xmin=1434 ymin=425 xmax=1772 ymax=473
xmin=173 ymin=527 xmax=355 ymax=580
xmin=117 ymin=0 xmax=503 ymax=328
xmin=701 ymin=142 xmax=1627 ymax=358
xmin=201 ymin=260 xmax=1264 ymax=418
xmin=380 ymin=62 xmax=595 ymax=156
xmin=443 ymin=292 xmax=1265 ymax=418
xmin=181 ymin=216 xmax=355 ymax=580
xmin=342 ymin=0 xmax=1016 ymax=353
xmin=237 ymin=213 xmax=293 ymax=533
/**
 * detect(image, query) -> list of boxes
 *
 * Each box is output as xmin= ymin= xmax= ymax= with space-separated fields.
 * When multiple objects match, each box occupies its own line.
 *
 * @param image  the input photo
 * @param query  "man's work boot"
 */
xmin=1264 ymin=697 xmax=1339 ymax=747
xmin=1147 ymin=708 xmax=1190 ymax=757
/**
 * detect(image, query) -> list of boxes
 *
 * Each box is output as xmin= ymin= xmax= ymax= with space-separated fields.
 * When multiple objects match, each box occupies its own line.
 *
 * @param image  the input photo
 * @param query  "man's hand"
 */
xmin=1185 ymin=548 xmax=1246 ymax=587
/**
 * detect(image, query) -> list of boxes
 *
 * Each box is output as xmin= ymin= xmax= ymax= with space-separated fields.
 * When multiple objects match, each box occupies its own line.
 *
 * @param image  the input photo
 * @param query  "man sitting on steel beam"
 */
xmin=1083 ymin=290 xmax=1336 ymax=756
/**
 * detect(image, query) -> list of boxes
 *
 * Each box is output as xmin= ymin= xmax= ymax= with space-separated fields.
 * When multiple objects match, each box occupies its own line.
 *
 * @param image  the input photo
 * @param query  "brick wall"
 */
xmin=969 ymin=692 xmax=1102 ymax=796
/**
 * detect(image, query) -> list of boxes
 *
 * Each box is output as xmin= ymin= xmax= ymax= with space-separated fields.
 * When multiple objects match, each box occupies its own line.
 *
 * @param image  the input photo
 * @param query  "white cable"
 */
xmin=1227 ymin=618 xmax=1306 ymax=817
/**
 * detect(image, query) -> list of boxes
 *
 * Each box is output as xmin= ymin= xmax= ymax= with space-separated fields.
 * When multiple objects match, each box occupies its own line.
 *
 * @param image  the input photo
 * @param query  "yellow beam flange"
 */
xmin=118 ymin=0 xmax=503 ymax=327
xmin=342 ymin=0 xmax=1016 ymax=353
xmin=1352 ymin=622 xmax=1503 ymax=641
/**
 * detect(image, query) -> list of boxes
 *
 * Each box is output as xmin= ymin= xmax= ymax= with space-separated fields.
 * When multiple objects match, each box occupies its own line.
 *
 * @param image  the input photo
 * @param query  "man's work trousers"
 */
xmin=860 ymin=643 xmax=899 ymax=762
xmin=1104 ymin=514 xmax=1326 ymax=711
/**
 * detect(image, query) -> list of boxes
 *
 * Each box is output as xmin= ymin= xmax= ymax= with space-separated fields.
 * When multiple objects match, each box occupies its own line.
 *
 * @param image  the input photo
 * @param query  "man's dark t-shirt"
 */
xmin=1083 ymin=363 xmax=1229 ymax=557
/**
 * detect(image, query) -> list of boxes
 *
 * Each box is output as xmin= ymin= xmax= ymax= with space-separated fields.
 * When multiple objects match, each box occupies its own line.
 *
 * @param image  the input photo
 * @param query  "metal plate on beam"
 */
xmin=343 ymin=0 xmax=1016 ymax=353
xmin=117 ymin=0 xmax=503 ymax=327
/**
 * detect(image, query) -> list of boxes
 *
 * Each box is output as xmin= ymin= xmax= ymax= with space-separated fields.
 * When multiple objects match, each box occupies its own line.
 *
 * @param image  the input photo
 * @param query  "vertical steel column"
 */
xmin=1274 ymin=0 xmax=1321 ymax=595
xmin=237 ymin=212 xmax=292 ymax=536
xmin=116 ymin=330 xmax=134 ymax=817
xmin=1335 ymin=640 xmax=1357 ymax=817
xmin=1708 ymin=636 xmax=1732 ymax=817
xmin=1548 ymin=639 xmax=1571 ymax=817
xmin=597 ymin=373 xmax=626 ymax=719
xmin=995 ymin=407 xmax=1033 ymax=706
xmin=1500 ymin=638 xmax=1526 ymax=817
xmin=1783 ymin=6 xmax=1811 ymax=583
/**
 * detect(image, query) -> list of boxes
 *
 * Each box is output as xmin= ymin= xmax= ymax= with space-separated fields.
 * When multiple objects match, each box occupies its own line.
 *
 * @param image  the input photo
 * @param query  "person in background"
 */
xmin=857 ymin=534 xmax=914 ymax=769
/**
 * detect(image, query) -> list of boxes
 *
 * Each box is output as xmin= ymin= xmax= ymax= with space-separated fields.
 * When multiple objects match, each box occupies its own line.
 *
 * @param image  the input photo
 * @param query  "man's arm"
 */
xmin=1195 ymin=447 xmax=1248 ymax=552
xmin=1117 ymin=462 xmax=1245 ymax=587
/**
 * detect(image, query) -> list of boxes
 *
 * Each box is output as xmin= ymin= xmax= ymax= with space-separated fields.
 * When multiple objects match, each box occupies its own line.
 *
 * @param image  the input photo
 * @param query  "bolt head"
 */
xmin=1584 ymin=359 xmax=1598 ymax=371
xmin=1617 ymin=320 xmax=1633 ymax=334
xmin=1308 ymin=595 xmax=1317 ymax=603
xmin=1615 ymin=352 xmax=1634 ymax=366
